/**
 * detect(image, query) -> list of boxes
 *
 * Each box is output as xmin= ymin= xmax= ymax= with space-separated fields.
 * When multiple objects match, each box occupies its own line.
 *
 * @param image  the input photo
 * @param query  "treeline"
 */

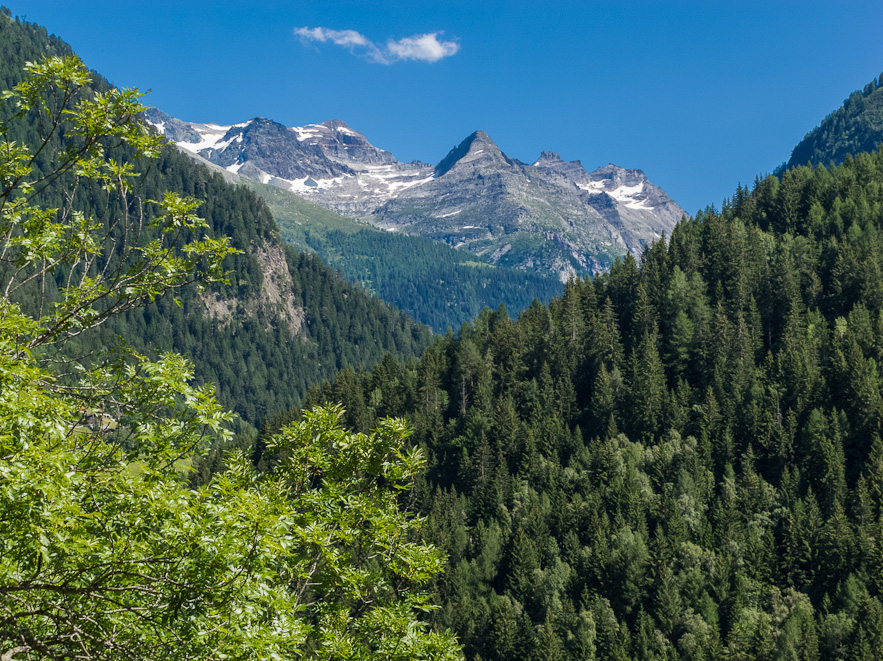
xmin=296 ymin=151 xmax=883 ymax=659
xmin=0 ymin=12 xmax=432 ymax=427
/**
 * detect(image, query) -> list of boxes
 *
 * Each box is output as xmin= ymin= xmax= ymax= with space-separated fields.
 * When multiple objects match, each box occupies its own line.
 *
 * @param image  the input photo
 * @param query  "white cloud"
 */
xmin=386 ymin=33 xmax=460 ymax=63
xmin=294 ymin=26 xmax=459 ymax=64
xmin=293 ymin=27 xmax=369 ymax=49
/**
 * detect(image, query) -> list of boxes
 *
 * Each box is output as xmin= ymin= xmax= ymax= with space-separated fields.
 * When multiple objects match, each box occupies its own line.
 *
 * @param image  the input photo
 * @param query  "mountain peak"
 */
xmin=535 ymin=150 xmax=562 ymax=164
xmin=531 ymin=150 xmax=588 ymax=183
xmin=590 ymin=163 xmax=647 ymax=185
xmin=290 ymin=120 xmax=398 ymax=167
xmin=434 ymin=130 xmax=507 ymax=177
xmin=293 ymin=120 xmax=364 ymax=143
xmin=318 ymin=119 xmax=365 ymax=140
xmin=322 ymin=119 xmax=351 ymax=130
xmin=147 ymin=106 xmax=686 ymax=279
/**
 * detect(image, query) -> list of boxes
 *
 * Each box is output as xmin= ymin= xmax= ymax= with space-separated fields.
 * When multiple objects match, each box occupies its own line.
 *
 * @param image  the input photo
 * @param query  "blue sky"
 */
xmin=8 ymin=1 xmax=882 ymax=214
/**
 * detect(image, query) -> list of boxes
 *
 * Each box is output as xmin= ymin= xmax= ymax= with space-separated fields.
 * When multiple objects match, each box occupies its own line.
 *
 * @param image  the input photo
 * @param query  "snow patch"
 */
xmin=576 ymin=180 xmax=609 ymax=192
xmin=285 ymin=174 xmax=352 ymax=194
xmin=175 ymin=121 xmax=246 ymax=153
xmin=607 ymin=183 xmax=644 ymax=202
xmin=334 ymin=168 xmax=435 ymax=198
xmin=382 ymin=174 xmax=434 ymax=193
xmin=579 ymin=180 xmax=652 ymax=209
xmin=209 ymin=132 xmax=244 ymax=153
xmin=176 ymin=134 xmax=223 ymax=153
xmin=292 ymin=124 xmax=326 ymax=142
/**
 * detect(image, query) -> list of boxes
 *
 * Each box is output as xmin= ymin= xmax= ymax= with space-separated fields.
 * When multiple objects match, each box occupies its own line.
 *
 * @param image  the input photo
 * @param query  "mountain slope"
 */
xmin=146 ymin=110 xmax=687 ymax=280
xmin=372 ymin=131 xmax=684 ymax=277
xmin=0 ymin=12 xmax=432 ymax=426
xmin=306 ymin=148 xmax=883 ymax=660
xmin=784 ymin=71 xmax=883 ymax=170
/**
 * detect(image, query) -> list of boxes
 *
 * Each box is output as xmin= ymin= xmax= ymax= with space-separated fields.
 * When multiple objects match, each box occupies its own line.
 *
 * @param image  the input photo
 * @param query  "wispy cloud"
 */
xmin=294 ymin=26 xmax=459 ymax=64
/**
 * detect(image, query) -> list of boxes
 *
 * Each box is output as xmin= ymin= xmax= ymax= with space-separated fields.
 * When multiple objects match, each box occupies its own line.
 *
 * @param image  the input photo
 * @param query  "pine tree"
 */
xmin=626 ymin=329 xmax=667 ymax=438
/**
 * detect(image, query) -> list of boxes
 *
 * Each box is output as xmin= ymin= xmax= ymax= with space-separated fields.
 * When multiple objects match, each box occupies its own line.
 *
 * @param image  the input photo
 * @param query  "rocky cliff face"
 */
xmin=145 ymin=109 xmax=687 ymax=280
xmin=292 ymin=119 xmax=399 ymax=168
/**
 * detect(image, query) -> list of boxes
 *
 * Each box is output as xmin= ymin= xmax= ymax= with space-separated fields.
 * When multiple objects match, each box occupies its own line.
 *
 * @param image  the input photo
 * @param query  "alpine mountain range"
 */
xmin=143 ymin=108 xmax=687 ymax=280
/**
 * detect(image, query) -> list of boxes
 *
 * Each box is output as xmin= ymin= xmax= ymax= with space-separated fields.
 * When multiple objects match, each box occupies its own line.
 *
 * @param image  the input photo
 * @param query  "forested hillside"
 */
xmin=0 ymin=11 xmax=432 ymax=426
xmin=784 ymin=72 xmax=883 ymax=171
xmin=250 ymin=180 xmax=563 ymax=332
xmin=303 ymin=151 xmax=883 ymax=659
xmin=88 ymin=157 xmax=433 ymax=423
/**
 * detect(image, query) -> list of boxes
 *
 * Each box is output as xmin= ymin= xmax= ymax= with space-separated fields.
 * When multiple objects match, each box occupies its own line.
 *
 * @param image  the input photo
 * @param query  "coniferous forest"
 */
xmin=4 ymin=5 xmax=883 ymax=660
xmin=784 ymin=75 xmax=883 ymax=172
xmin=302 ymin=151 xmax=883 ymax=659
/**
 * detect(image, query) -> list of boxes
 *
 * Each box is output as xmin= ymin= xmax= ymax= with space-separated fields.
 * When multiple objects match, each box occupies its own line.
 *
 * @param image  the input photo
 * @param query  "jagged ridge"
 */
xmin=147 ymin=110 xmax=687 ymax=280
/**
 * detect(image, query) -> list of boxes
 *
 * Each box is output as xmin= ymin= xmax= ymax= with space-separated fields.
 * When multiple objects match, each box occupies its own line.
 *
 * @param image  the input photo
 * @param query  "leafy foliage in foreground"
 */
xmin=0 ymin=52 xmax=460 ymax=660
xmin=1 ymin=366 xmax=460 ymax=660
xmin=305 ymin=151 xmax=883 ymax=659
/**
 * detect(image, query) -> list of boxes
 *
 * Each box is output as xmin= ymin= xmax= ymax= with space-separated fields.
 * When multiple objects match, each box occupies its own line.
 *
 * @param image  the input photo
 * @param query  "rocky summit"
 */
xmin=144 ymin=108 xmax=687 ymax=280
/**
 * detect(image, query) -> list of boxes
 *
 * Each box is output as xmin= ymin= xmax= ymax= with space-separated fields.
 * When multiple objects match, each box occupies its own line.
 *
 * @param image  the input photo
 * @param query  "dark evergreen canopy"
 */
xmin=304 ymin=152 xmax=883 ymax=660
